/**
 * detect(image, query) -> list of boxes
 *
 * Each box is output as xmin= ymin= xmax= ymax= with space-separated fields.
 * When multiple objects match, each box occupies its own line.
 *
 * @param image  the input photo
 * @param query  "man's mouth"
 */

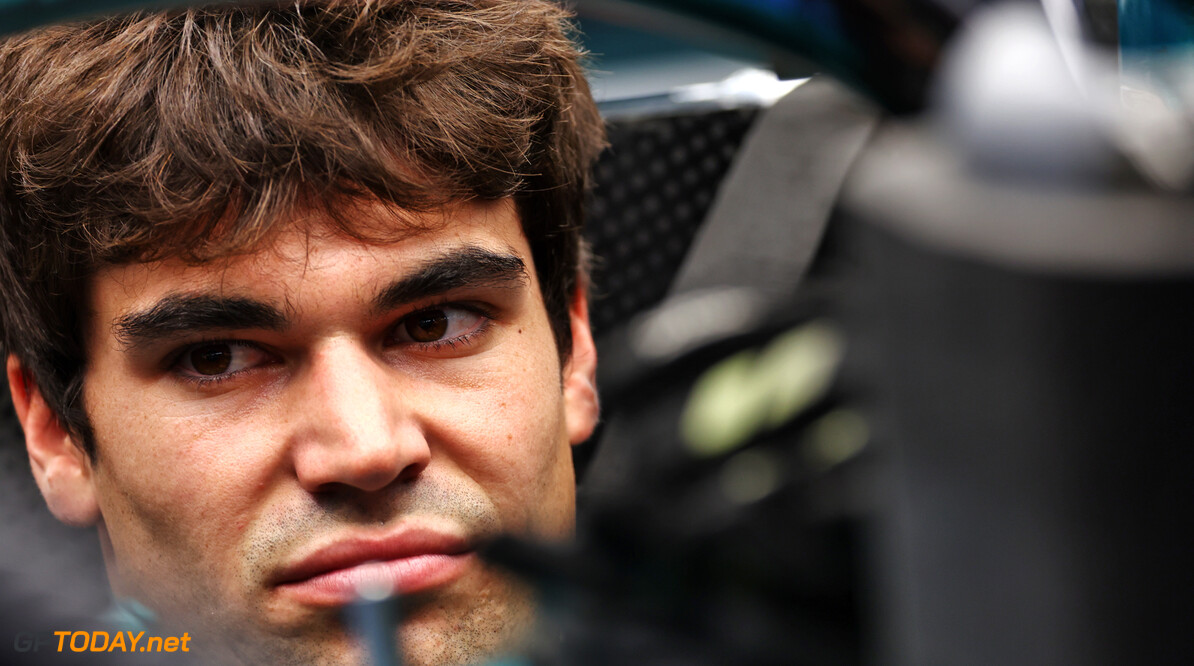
xmin=270 ymin=528 xmax=475 ymax=606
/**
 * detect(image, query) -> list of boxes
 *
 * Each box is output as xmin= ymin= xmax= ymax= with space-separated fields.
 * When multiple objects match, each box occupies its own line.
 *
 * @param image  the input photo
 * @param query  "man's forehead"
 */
xmin=88 ymin=198 xmax=533 ymax=340
xmin=93 ymin=198 xmax=526 ymax=304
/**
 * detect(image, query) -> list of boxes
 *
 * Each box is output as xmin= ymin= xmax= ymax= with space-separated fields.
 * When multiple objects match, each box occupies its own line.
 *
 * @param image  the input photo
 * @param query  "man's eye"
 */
xmin=392 ymin=306 xmax=486 ymax=346
xmin=174 ymin=341 xmax=273 ymax=379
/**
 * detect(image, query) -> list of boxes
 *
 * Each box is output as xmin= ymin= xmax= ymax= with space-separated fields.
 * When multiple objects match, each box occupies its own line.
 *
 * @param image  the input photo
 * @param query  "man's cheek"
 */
xmin=126 ymin=409 xmax=266 ymax=506
xmin=95 ymin=471 xmax=198 ymax=565
xmin=92 ymin=434 xmax=235 ymax=561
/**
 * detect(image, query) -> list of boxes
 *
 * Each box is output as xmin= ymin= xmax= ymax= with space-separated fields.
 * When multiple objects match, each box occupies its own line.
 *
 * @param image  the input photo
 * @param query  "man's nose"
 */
xmin=287 ymin=342 xmax=430 ymax=493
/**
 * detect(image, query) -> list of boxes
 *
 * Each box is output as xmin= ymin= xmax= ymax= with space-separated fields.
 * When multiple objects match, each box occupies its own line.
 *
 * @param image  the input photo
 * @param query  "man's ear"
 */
xmin=562 ymin=286 xmax=599 ymax=446
xmin=7 ymin=355 xmax=100 ymax=526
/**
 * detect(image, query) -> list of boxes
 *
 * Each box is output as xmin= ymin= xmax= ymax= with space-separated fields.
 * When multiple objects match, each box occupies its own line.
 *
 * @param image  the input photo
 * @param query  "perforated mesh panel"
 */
xmin=585 ymin=107 xmax=760 ymax=336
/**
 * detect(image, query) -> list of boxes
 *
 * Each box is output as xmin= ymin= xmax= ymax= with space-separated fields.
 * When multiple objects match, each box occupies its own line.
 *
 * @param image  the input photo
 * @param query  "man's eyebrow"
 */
xmin=114 ymin=295 xmax=288 ymax=350
xmin=372 ymin=246 xmax=529 ymax=314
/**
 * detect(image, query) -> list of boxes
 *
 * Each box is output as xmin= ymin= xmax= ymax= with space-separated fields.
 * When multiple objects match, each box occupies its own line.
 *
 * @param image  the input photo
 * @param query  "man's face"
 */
xmin=73 ymin=199 xmax=596 ymax=664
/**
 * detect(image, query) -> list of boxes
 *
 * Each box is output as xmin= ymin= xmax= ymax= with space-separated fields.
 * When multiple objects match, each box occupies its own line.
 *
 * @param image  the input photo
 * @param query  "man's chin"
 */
xmin=397 ymin=579 xmax=537 ymax=666
xmin=197 ymin=628 xmax=363 ymax=666
xmin=181 ymin=571 xmax=536 ymax=665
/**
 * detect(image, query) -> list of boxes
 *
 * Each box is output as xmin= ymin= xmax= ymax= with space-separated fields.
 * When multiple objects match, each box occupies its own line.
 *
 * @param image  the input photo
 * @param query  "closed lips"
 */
xmin=271 ymin=528 xmax=475 ymax=604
